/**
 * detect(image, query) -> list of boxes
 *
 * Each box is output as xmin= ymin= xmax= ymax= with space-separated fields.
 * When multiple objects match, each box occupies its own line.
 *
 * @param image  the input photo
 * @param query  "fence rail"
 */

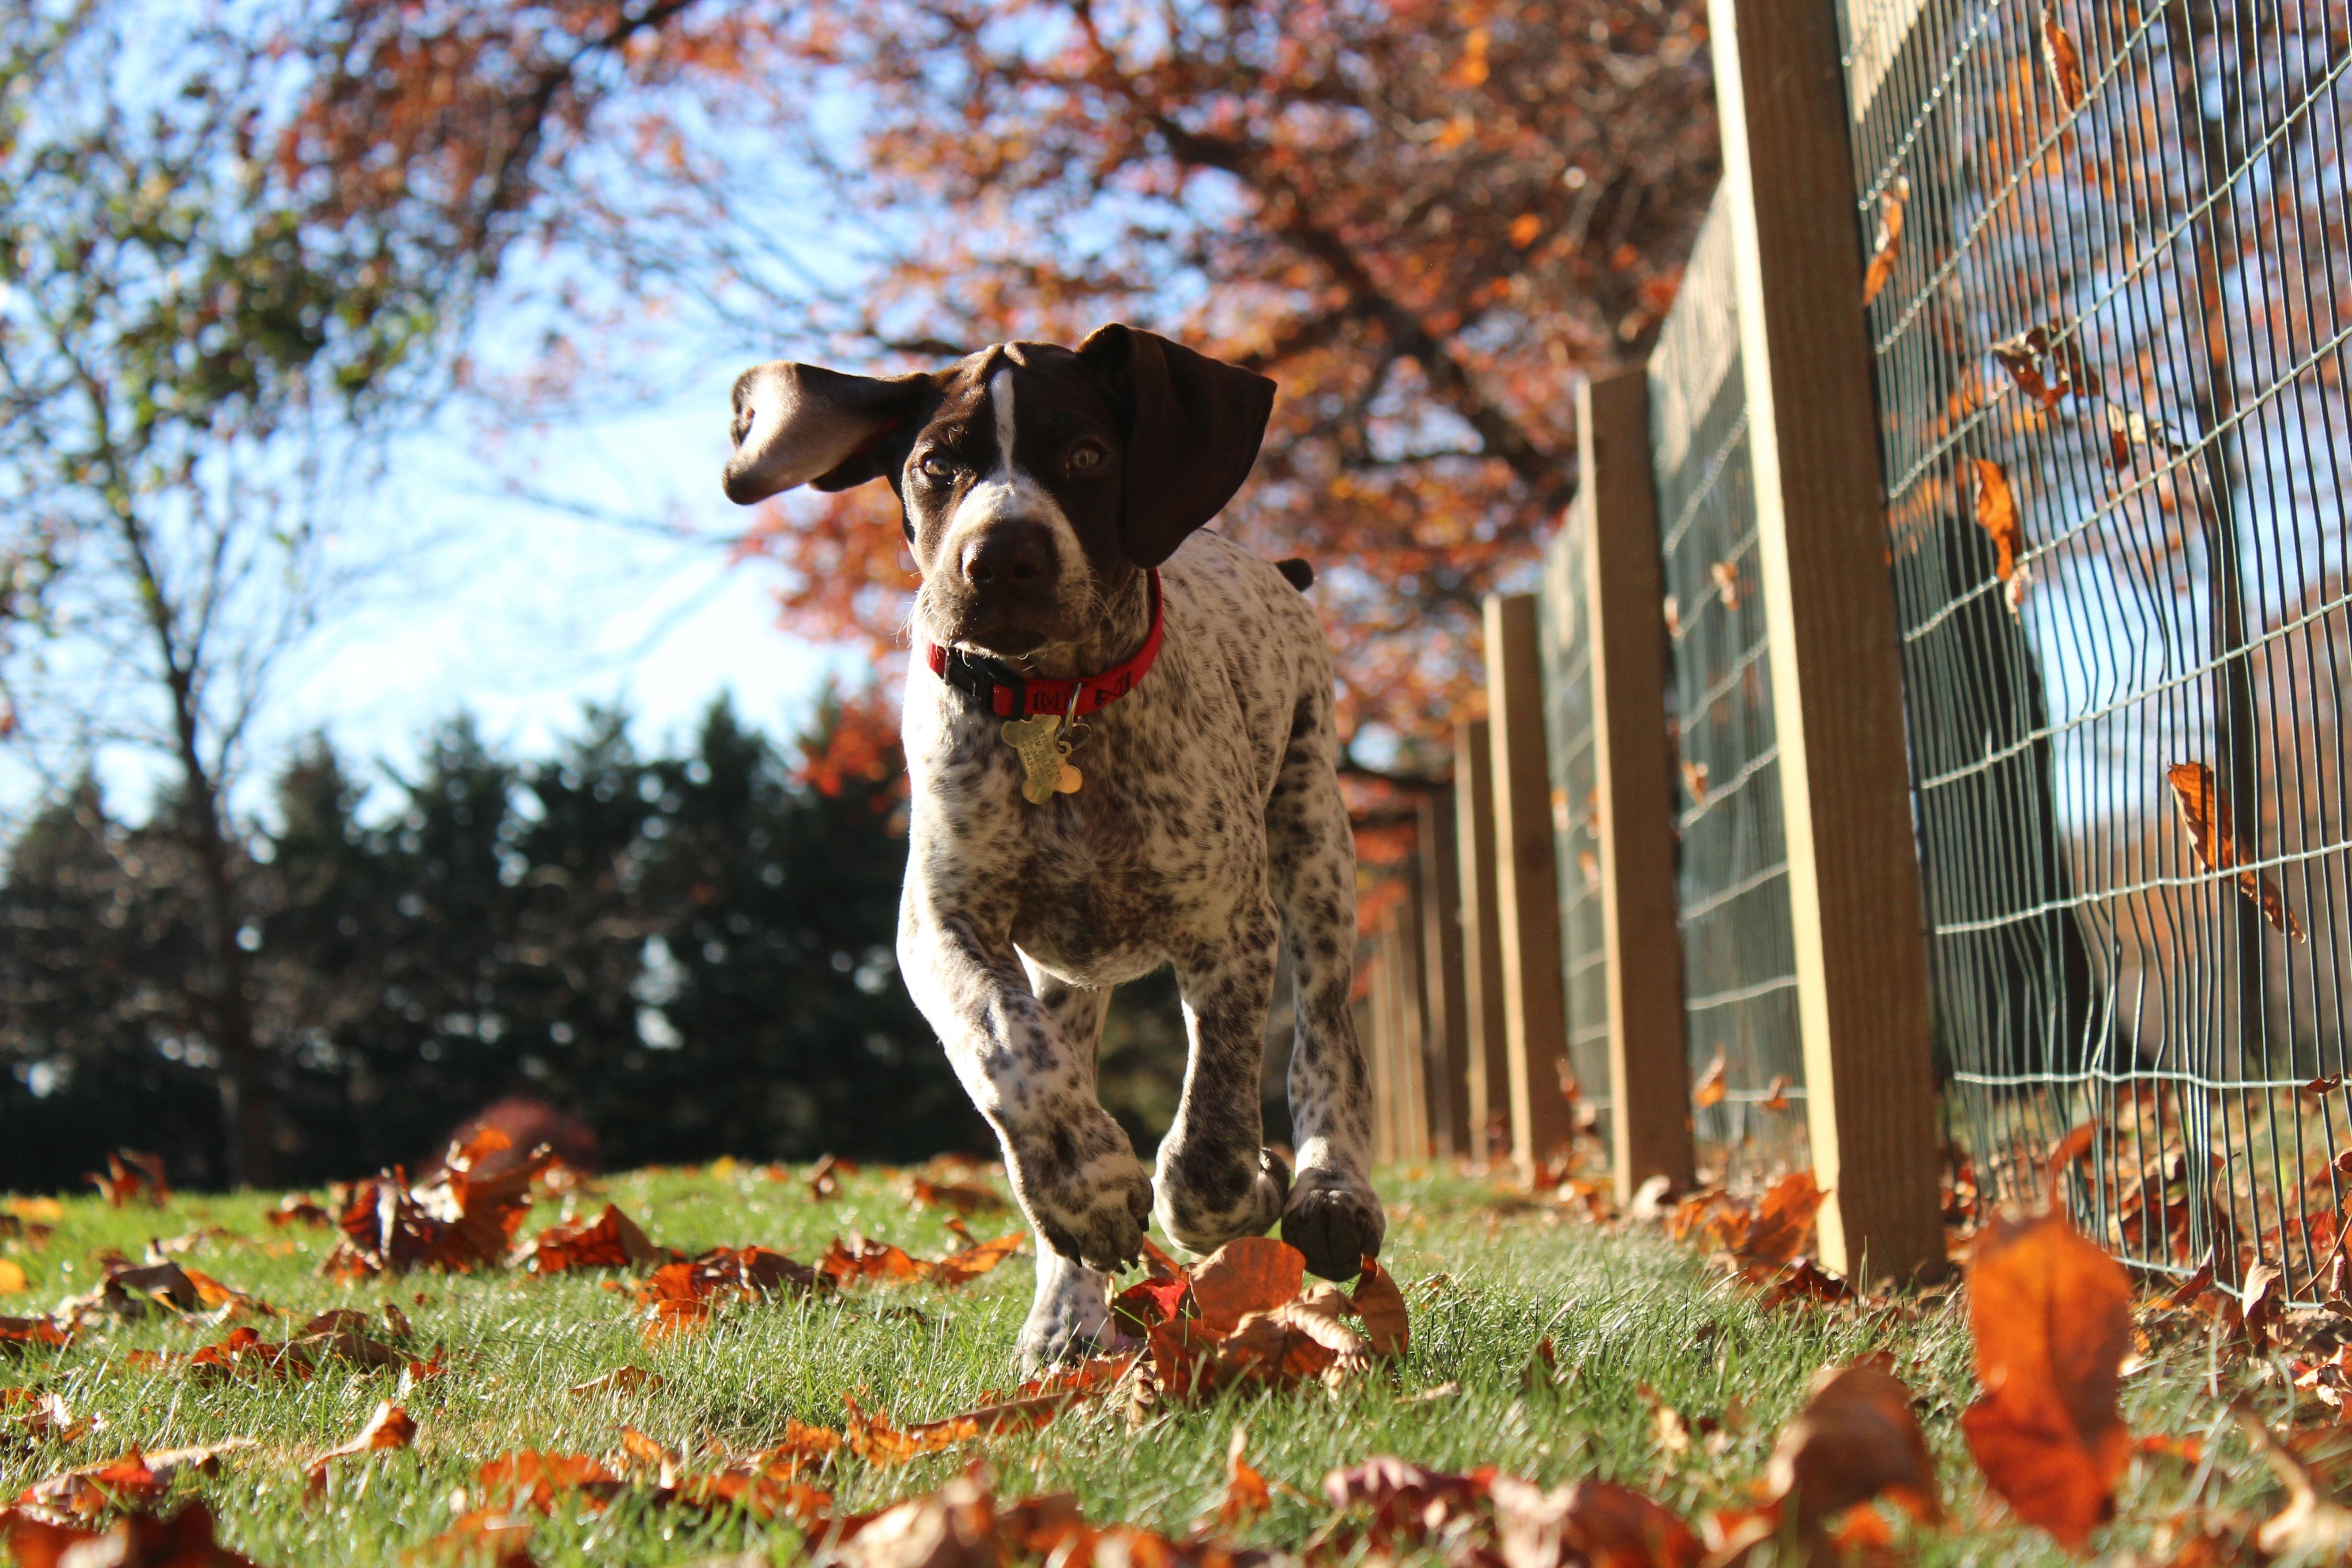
xmin=1356 ymin=0 xmax=2350 ymax=1295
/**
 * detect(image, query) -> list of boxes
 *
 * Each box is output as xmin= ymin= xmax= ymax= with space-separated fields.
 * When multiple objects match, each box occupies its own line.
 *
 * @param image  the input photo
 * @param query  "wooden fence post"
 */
xmin=1418 ymin=789 xmax=1472 ymax=1157
xmin=1485 ymin=595 xmax=1577 ymax=1178
xmin=1454 ymin=720 xmax=1512 ymax=1162
xmin=1366 ymin=943 xmax=1396 ymax=1166
xmin=1706 ymin=0 xmax=1946 ymax=1281
xmin=1380 ymin=896 xmax=1431 ymax=1161
xmin=1580 ymin=370 xmax=1699 ymax=1202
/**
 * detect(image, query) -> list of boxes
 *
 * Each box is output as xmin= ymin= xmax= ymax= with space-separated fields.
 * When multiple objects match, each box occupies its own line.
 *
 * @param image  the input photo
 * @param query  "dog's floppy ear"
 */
xmin=723 ymin=361 xmax=925 ymax=505
xmin=1076 ymin=324 xmax=1276 ymax=567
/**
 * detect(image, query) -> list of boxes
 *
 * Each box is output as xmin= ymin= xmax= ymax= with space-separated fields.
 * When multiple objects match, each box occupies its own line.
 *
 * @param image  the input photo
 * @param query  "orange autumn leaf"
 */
xmin=476 ymin=1451 xmax=623 ymax=1513
xmin=321 ymin=1127 xmax=553 ymax=1279
xmin=1218 ymin=1427 xmax=1271 ymax=1527
xmin=907 ymin=1180 xmax=1006 ymax=1215
xmin=1861 ymin=175 xmax=1910 ymax=307
xmin=1765 ymin=1357 xmax=1941 ymax=1532
xmin=305 ymin=1400 xmax=416 ymax=1492
xmin=1961 ymin=1209 xmax=2134 ymax=1549
xmin=843 ymin=1388 xmax=1076 ymax=1467
xmin=1691 ymin=1052 xmax=1727 ymax=1110
xmin=1758 ymin=1075 xmax=1792 ymax=1113
xmin=85 ymin=1151 xmax=169 ymax=1209
xmin=2167 ymin=762 xmax=2306 ymax=940
xmin=1971 ymin=457 xmax=2031 ymax=618
xmin=2040 ymin=6 xmax=2086 ymax=111
xmin=1732 ymin=1171 xmax=1825 ymax=1268
xmin=515 ymin=1204 xmax=667 ymax=1273
xmin=1186 ymin=1238 xmax=1307 ymax=1337
xmin=2045 ymin=1121 xmax=2097 ymax=1188
xmin=1488 ymin=1472 xmax=1704 ymax=1568
xmin=924 ymin=1231 xmax=1025 ymax=1286
xmin=1349 ymin=1257 xmax=1411 ymax=1357
xmin=0 ymin=1500 xmax=258 ymax=1568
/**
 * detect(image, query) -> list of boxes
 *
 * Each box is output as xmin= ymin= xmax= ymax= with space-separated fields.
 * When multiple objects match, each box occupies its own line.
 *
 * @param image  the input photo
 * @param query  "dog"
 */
xmin=721 ymin=324 xmax=1384 ymax=1369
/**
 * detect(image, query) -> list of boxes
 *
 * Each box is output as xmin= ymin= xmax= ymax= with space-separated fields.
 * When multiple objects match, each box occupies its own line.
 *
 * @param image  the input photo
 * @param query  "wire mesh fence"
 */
xmin=1846 ymin=0 xmax=2352 ymax=1290
xmin=1643 ymin=199 xmax=1810 ymax=1180
xmin=1538 ymin=505 xmax=1612 ymax=1119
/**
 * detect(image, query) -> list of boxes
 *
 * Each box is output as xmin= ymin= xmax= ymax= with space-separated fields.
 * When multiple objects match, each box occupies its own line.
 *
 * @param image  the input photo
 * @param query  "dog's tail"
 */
xmin=1275 ymin=557 xmax=1314 ymax=592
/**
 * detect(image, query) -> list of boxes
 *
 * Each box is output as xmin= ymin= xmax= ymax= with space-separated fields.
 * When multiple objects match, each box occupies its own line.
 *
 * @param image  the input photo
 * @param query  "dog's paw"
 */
xmin=1155 ymin=1143 xmax=1290 ymax=1256
xmin=1016 ymin=1252 xmax=1125 ymax=1375
xmin=1280 ymin=1168 xmax=1386 ymax=1281
xmin=1031 ymin=1154 xmax=1153 ymax=1276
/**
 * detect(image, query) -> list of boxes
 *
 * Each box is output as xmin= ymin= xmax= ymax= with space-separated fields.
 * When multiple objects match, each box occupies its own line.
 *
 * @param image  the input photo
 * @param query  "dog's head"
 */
xmin=721 ymin=327 xmax=1273 ymax=659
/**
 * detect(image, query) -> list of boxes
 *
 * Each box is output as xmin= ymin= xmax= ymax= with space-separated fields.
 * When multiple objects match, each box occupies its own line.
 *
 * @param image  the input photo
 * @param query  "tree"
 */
xmin=0 ymin=2 xmax=449 ymax=1182
xmin=285 ymin=0 xmax=1721 ymax=769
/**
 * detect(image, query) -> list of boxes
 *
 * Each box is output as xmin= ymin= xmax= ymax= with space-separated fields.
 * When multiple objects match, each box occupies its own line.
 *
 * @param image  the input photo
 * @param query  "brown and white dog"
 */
xmin=722 ymin=325 xmax=1383 ymax=1369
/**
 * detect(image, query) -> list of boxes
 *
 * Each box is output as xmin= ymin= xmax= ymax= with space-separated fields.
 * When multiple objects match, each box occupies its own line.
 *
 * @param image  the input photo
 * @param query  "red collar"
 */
xmin=919 ymin=570 xmax=1165 ymax=721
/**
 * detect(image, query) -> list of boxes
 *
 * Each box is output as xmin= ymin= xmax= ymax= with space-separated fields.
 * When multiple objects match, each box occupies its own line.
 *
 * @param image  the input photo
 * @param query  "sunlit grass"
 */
xmin=0 ymin=1161 xmax=2315 ymax=1564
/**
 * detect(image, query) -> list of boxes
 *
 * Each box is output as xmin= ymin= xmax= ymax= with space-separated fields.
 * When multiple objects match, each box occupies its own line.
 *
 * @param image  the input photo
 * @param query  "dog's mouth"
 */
xmin=920 ymin=585 xmax=1086 ymax=662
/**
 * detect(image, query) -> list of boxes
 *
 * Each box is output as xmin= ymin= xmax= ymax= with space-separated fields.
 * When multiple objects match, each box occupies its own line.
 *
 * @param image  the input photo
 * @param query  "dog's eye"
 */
xmin=919 ymin=452 xmax=959 ymax=481
xmin=1068 ymin=444 xmax=1105 ymax=474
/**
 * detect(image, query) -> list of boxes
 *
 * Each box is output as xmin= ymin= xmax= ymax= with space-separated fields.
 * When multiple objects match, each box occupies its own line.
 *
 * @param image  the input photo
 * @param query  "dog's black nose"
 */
xmin=961 ymin=522 xmax=1053 ymax=592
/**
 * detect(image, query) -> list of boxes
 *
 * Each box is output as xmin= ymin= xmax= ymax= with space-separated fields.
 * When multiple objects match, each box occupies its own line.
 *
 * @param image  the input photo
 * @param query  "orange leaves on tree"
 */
xmin=2167 ymin=761 xmax=2305 ymax=940
xmin=1861 ymin=175 xmax=1910 ymax=307
xmin=1971 ymin=457 xmax=2031 ymax=618
xmin=1959 ymin=1209 xmax=2133 ymax=1549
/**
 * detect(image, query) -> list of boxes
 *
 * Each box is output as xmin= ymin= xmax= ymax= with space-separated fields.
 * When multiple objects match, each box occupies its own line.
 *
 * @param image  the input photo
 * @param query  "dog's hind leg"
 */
xmin=1154 ymin=894 xmax=1290 ymax=1257
xmin=1265 ymin=690 xmax=1386 ymax=1280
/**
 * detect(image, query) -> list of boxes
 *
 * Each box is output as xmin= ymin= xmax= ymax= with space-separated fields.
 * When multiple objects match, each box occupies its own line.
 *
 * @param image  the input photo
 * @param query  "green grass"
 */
xmin=0 ymin=1162 xmax=2323 ymax=1564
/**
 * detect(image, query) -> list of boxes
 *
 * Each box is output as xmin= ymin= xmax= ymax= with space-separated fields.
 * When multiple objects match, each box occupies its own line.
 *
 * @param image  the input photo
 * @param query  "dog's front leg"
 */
xmin=897 ymin=899 xmax=1153 ymax=1281
xmin=1154 ymin=896 xmax=1291 ymax=1256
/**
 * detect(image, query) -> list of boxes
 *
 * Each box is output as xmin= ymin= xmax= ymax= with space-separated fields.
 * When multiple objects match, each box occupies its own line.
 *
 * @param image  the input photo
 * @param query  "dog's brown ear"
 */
xmin=723 ymin=361 xmax=925 ymax=504
xmin=1077 ymin=324 xmax=1275 ymax=567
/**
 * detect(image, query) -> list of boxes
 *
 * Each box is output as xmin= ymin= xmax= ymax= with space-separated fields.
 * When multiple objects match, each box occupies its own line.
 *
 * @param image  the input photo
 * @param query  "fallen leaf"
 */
xmin=2046 ymin=1121 xmax=2096 ymax=1189
xmin=268 ymin=1194 xmax=331 ymax=1229
xmin=2232 ymin=1399 xmax=2352 ymax=1556
xmin=1765 ymin=1357 xmax=1941 ymax=1532
xmin=569 ymin=1367 xmax=666 ymax=1399
xmin=1349 ymin=1256 xmax=1411 ymax=1357
xmin=1217 ymin=1426 xmax=1271 ymax=1526
xmin=635 ymin=1245 xmax=824 ymax=1340
xmin=429 ymin=1509 xmax=536 ymax=1567
xmin=842 ymin=1389 xmax=1074 ymax=1466
xmin=806 ymin=1154 xmax=857 ymax=1200
xmin=306 ymin=1400 xmax=416 ymax=1493
xmin=2168 ymin=762 xmax=2305 ymax=940
xmin=923 ymin=1231 xmax=1024 ymax=1287
xmin=1970 ymin=457 xmax=2031 ymax=619
xmin=1990 ymin=325 xmax=2099 ymax=408
xmin=1692 ymin=1054 xmax=1728 ymax=1110
xmin=1489 ymin=1472 xmax=1704 ymax=1568
xmin=1709 ymin=561 xmax=1741 ymax=609
xmin=322 ymin=1128 xmax=554 ymax=1278
xmin=0 ymin=1500 xmax=258 ymax=1568
xmin=1186 ymin=1238 xmax=1306 ymax=1337
xmin=1961 ymin=1209 xmax=2133 ymax=1548
xmin=2242 ymin=1263 xmax=2284 ymax=1354
xmin=908 ymin=1180 xmax=1007 ymax=1215
xmin=2304 ymin=1074 xmax=2343 ymax=1099
xmin=1862 ymin=175 xmax=1911 ymax=306
xmin=86 ymin=1152 xmax=169 ymax=1209
xmin=1758 ymin=1075 xmax=1792 ymax=1112
xmin=476 ymin=1451 xmax=623 ymax=1514
xmin=0 ymin=1262 xmax=24 ymax=1296
xmin=2041 ymin=5 xmax=2086 ymax=111
xmin=514 ymin=1204 xmax=667 ymax=1273
xmin=1680 ymin=760 xmax=1710 ymax=808
xmin=1322 ymin=1457 xmax=1495 ymax=1548
xmin=1734 ymin=1171 xmax=1825 ymax=1268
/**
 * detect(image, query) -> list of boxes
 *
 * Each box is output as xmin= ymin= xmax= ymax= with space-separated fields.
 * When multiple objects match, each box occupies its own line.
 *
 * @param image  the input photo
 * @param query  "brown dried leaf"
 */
xmin=1734 ymin=1171 xmax=1825 ymax=1268
xmin=908 ymin=1180 xmax=1007 ymax=1215
xmin=1765 ymin=1357 xmax=1941 ymax=1532
xmin=1691 ymin=1053 xmax=1727 ymax=1110
xmin=1961 ymin=1209 xmax=2133 ymax=1548
xmin=515 ymin=1204 xmax=666 ymax=1274
xmin=475 ymin=1450 xmax=623 ymax=1514
xmin=1971 ymin=457 xmax=2031 ymax=620
xmin=86 ymin=1152 xmax=169 ymax=1209
xmin=2041 ymin=6 xmax=2086 ymax=111
xmin=1862 ymin=175 xmax=1910 ymax=306
xmin=1489 ymin=1472 xmax=1704 ymax=1568
xmin=1349 ymin=1256 xmax=1411 ymax=1357
xmin=306 ymin=1400 xmax=416 ymax=1492
xmin=2167 ymin=762 xmax=2305 ymax=940
xmin=1217 ymin=1426 xmax=1271 ymax=1527
xmin=0 ymin=1500 xmax=258 ymax=1568
xmin=1186 ymin=1237 xmax=1306 ymax=1337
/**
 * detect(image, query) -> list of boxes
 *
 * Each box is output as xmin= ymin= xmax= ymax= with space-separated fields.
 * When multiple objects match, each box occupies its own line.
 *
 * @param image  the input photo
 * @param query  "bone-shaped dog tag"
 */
xmin=1000 ymin=715 xmax=1077 ymax=805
